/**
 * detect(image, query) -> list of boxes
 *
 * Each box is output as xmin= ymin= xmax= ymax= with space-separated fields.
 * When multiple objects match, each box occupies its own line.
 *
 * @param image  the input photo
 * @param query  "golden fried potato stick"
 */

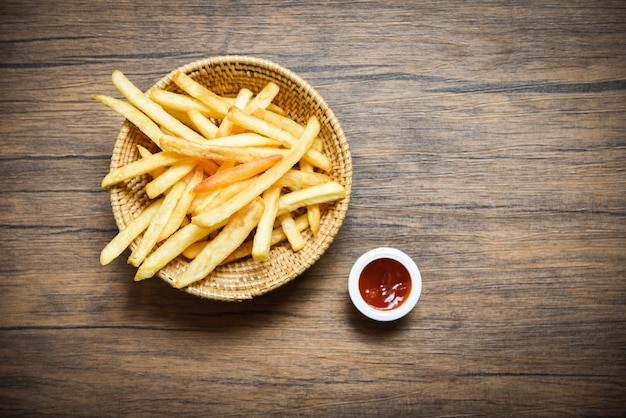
xmin=174 ymin=198 xmax=265 ymax=288
xmin=279 ymin=212 xmax=304 ymax=252
xmin=216 ymin=88 xmax=253 ymax=137
xmin=136 ymin=145 xmax=167 ymax=178
xmin=216 ymin=159 xmax=237 ymax=171
xmin=136 ymin=145 xmax=153 ymax=159
xmin=306 ymin=200 xmax=321 ymax=236
xmin=144 ymin=158 xmax=197 ymax=199
xmin=128 ymin=180 xmax=187 ymax=267
xmin=227 ymin=107 xmax=332 ymax=172
xmin=299 ymin=159 xmax=321 ymax=236
xmin=187 ymin=109 xmax=219 ymax=139
xmin=101 ymin=151 xmax=184 ymax=188
xmin=160 ymin=134 xmax=288 ymax=163
xmin=277 ymin=181 xmax=346 ymax=215
xmin=226 ymin=106 xmax=295 ymax=147
xmin=171 ymin=71 xmax=231 ymax=118
xmin=274 ymin=169 xmax=332 ymax=189
xmin=193 ymin=154 xmax=282 ymax=194
xmin=250 ymin=107 xmax=302 ymax=133
xmin=251 ymin=185 xmax=281 ymax=261
xmin=100 ymin=198 xmax=163 ymax=265
xmin=197 ymin=158 xmax=219 ymax=176
xmin=252 ymin=107 xmax=326 ymax=159
xmin=192 ymin=116 xmax=320 ymax=229
xmin=111 ymin=70 xmax=209 ymax=144
xmin=196 ymin=132 xmax=282 ymax=148
xmin=92 ymin=94 xmax=164 ymax=147
xmin=243 ymin=82 xmax=280 ymax=114
xmin=148 ymin=88 xmax=223 ymax=119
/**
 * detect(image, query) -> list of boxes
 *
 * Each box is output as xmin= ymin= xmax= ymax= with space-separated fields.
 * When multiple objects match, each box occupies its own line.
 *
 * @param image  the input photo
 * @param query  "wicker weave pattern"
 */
xmin=108 ymin=56 xmax=352 ymax=301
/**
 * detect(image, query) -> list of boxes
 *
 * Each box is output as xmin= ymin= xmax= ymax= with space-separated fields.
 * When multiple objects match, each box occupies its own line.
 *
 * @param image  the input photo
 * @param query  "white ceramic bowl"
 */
xmin=348 ymin=247 xmax=422 ymax=321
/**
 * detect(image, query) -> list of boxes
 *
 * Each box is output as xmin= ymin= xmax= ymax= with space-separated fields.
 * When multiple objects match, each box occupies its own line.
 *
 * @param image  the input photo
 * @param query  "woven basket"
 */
xmin=108 ymin=56 xmax=352 ymax=301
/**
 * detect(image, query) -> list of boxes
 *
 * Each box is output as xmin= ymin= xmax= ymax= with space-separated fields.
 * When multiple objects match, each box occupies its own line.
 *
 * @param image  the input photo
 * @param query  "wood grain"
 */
xmin=1 ymin=0 xmax=625 ymax=416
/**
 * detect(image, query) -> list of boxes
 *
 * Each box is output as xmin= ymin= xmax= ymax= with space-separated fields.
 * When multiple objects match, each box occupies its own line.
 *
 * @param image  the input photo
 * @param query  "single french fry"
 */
xmin=187 ymin=109 xmax=219 ymax=139
xmin=306 ymin=200 xmax=321 ymax=236
xmin=159 ymin=134 xmax=288 ymax=163
xmin=135 ymin=223 xmax=212 ymax=281
xmin=192 ymin=116 xmax=320 ymax=229
xmin=217 ymin=159 xmax=237 ymax=172
xmin=145 ymin=158 xmax=197 ymax=199
xmin=279 ymin=212 xmax=305 ymax=252
xmin=199 ymin=132 xmax=282 ymax=148
xmin=197 ymin=158 xmax=219 ymax=176
xmin=252 ymin=108 xmax=328 ymax=163
xmin=93 ymin=94 xmax=164 ymax=147
xmin=228 ymin=107 xmax=332 ymax=171
xmin=277 ymin=181 xmax=346 ymax=215
xmin=188 ymin=188 xmax=218 ymax=215
xmin=252 ymin=185 xmax=282 ymax=261
xmin=172 ymin=71 xmax=231 ymax=118
xmin=300 ymin=159 xmax=321 ymax=236
xmin=182 ymin=241 xmax=206 ymax=259
xmin=267 ymin=103 xmax=285 ymax=115
xmin=174 ymin=198 xmax=265 ymax=288
xmin=128 ymin=180 xmax=187 ymax=267
xmin=194 ymin=154 xmax=282 ymax=194
xmin=100 ymin=198 xmax=164 ymax=265
xmin=243 ymin=82 xmax=280 ymax=114
xmin=136 ymin=145 xmax=153 ymax=159
xmin=149 ymin=88 xmax=223 ymax=119
xmin=251 ymin=107 xmax=302 ymax=134
xmin=158 ymin=165 xmax=204 ymax=241
xmin=274 ymin=169 xmax=332 ymax=188
xmin=216 ymin=88 xmax=253 ymax=137
xmin=111 ymin=70 xmax=208 ymax=144
xmin=221 ymin=214 xmax=309 ymax=264
xmin=159 ymin=108 xmax=197 ymax=131
xmin=101 ymin=151 xmax=184 ymax=188
xmin=136 ymin=145 xmax=167 ymax=178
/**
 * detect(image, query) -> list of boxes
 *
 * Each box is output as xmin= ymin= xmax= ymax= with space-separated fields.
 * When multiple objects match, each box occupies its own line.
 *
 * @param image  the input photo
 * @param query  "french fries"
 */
xmin=174 ymin=198 xmax=264 ymax=288
xmin=100 ymin=198 xmax=163 ymax=266
xmin=97 ymin=70 xmax=346 ymax=289
xmin=93 ymin=94 xmax=164 ymax=147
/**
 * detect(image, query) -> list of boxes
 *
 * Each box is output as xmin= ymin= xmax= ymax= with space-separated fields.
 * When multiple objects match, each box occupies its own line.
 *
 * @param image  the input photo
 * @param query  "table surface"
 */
xmin=2 ymin=1 xmax=625 ymax=416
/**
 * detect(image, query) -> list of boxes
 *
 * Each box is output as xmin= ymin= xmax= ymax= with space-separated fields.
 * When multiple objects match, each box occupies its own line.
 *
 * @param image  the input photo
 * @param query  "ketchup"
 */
xmin=358 ymin=258 xmax=411 ymax=310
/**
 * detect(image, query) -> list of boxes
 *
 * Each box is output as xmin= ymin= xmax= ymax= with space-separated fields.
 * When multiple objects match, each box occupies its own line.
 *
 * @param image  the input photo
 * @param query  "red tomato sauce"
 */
xmin=358 ymin=258 xmax=411 ymax=310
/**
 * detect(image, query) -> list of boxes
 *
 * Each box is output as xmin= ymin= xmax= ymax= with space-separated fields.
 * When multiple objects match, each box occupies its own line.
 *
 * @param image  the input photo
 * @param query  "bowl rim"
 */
xmin=348 ymin=247 xmax=422 ymax=321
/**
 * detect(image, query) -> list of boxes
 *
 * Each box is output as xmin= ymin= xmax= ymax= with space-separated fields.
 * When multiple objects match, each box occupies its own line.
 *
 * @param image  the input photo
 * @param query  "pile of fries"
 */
xmin=97 ymin=70 xmax=346 ymax=289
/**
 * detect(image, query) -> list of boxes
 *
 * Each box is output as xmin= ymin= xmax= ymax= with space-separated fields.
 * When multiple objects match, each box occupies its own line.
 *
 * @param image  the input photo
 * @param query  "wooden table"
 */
xmin=2 ymin=1 xmax=625 ymax=415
